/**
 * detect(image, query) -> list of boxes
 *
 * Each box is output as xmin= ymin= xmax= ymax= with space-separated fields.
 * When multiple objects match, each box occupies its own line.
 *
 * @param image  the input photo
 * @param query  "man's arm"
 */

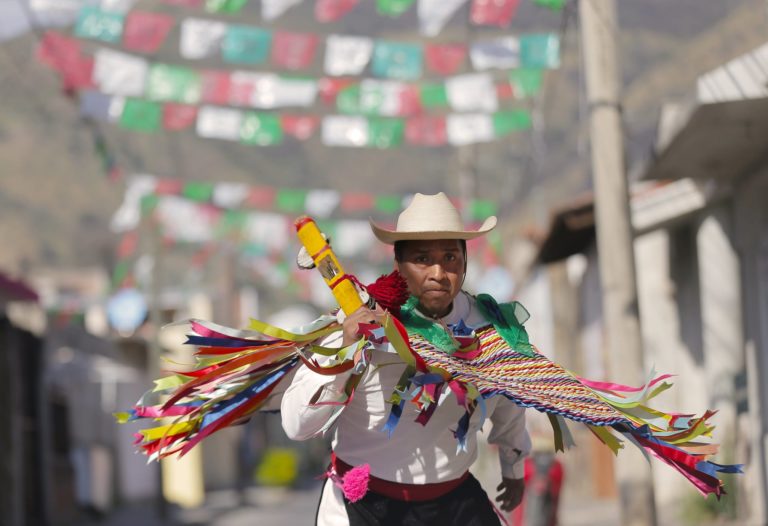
xmin=487 ymin=398 xmax=531 ymax=511
xmin=281 ymin=306 xmax=382 ymax=440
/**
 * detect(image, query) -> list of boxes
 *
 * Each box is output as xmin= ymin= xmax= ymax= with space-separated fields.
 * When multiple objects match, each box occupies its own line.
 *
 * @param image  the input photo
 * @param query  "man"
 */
xmin=282 ymin=193 xmax=530 ymax=526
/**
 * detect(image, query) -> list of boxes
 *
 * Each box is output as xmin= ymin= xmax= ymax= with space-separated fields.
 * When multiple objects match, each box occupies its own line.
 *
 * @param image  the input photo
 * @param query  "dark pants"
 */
xmin=342 ymin=474 xmax=502 ymax=526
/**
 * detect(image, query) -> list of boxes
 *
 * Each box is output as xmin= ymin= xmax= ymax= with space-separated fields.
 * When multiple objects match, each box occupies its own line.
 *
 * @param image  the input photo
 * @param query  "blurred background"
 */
xmin=1 ymin=0 xmax=767 ymax=524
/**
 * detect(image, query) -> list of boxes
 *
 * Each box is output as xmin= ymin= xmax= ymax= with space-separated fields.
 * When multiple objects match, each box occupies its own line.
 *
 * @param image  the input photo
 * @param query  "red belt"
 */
xmin=331 ymin=452 xmax=470 ymax=502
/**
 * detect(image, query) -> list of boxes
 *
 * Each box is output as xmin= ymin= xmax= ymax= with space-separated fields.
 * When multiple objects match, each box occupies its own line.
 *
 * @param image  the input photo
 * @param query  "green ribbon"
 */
xmin=399 ymin=294 xmax=535 ymax=357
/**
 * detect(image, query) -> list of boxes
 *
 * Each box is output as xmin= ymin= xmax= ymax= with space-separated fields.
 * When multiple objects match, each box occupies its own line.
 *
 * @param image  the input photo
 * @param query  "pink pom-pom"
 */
xmin=342 ymin=464 xmax=370 ymax=503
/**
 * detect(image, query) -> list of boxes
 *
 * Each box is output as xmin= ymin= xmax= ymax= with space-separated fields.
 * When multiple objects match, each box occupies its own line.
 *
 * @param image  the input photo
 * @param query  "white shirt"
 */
xmin=280 ymin=292 xmax=531 ymax=524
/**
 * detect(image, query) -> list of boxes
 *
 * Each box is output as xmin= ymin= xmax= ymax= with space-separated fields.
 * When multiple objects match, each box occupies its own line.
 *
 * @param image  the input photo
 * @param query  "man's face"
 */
xmin=394 ymin=239 xmax=465 ymax=318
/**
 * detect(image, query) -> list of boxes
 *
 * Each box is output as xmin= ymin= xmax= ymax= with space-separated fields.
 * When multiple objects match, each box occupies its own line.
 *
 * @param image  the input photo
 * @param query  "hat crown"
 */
xmin=396 ymin=192 xmax=463 ymax=233
xmin=369 ymin=192 xmax=497 ymax=244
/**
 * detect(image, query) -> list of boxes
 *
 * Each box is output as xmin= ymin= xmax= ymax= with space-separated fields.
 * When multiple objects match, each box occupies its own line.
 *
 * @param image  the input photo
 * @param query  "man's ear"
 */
xmin=394 ymin=260 xmax=400 ymax=273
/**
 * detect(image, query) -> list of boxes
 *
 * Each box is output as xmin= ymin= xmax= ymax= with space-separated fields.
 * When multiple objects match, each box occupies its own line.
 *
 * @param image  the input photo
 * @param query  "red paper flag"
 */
xmin=123 ymin=11 xmax=175 ymax=54
xmin=37 ymin=32 xmax=94 ymax=93
xmin=424 ymin=43 xmax=467 ymax=76
xmin=163 ymin=104 xmax=198 ymax=130
xmin=117 ymin=230 xmax=139 ymax=258
xmin=246 ymin=187 xmax=277 ymax=208
xmin=62 ymin=56 xmax=94 ymax=93
xmin=271 ymin=31 xmax=319 ymax=70
xmin=37 ymin=31 xmax=81 ymax=71
xmin=398 ymin=85 xmax=422 ymax=116
xmin=315 ymin=0 xmax=359 ymax=22
xmin=318 ymin=77 xmax=356 ymax=104
xmin=200 ymin=70 xmax=232 ymax=105
xmin=496 ymin=82 xmax=515 ymax=100
xmin=470 ymin=0 xmax=521 ymax=27
xmin=341 ymin=192 xmax=375 ymax=211
xmin=405 ymin=115 xmax=446 ymax=146
xmin=155 ymin=179 xmax=184 ymax=195
xmin=281 ymin=115 xmax=319 ymax=140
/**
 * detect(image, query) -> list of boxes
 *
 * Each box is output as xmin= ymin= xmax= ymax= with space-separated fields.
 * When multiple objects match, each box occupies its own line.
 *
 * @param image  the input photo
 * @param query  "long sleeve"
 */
xmin=487 ymin=397 xmax=531 ymax=479
xmin=280 ymin=332 xmax=354 ymax=441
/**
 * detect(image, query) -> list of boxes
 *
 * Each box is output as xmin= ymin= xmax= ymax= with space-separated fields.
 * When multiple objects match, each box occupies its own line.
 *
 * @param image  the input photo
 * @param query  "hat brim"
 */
xmin=369 ymin=216 xmax=497 ymax=245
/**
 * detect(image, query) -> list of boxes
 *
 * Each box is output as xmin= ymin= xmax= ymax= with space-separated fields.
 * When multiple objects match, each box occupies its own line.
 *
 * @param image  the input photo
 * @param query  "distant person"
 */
xmin=281 ymin=193 xmax=531 ymax=526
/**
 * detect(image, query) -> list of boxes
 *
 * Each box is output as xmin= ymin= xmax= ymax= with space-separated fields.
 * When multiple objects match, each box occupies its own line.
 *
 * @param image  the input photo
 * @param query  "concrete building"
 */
xmin=527 ymin=41 xmax=768 ymax=524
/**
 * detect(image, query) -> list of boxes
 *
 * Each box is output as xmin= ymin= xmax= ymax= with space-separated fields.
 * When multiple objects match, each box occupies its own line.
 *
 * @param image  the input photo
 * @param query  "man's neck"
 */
xmin=416 ymin=301 xmax=453 ymax=320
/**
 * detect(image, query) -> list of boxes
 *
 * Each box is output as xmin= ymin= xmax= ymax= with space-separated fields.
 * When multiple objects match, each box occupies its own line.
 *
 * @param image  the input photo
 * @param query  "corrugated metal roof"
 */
xmin=697 ymin=41 xmax=768 ymax=103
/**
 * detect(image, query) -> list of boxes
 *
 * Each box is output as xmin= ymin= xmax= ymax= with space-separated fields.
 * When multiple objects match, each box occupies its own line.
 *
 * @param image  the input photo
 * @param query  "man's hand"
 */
xmin=341 ymin=305 xmax=384 ymax=347
xmin=495 ymin=477 xmax=524 ymax=512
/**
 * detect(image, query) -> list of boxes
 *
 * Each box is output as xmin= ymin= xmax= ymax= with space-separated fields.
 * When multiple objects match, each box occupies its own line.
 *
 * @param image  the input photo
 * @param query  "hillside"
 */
xmin=0 ymin=0 xmax=765 ymax=278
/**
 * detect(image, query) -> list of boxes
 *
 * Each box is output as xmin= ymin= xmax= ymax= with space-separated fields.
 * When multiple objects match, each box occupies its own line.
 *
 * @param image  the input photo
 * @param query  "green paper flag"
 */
xmin=217 ymin=210 xmax=248 ymax=236
xmin=75 ymin=6 xmax=124 ymax=43
xmin=469 ymin=200 xmax=498 ymax=221
xmin=493 ymin=110 xmax=532 ymax=136
xmin=533 ymin=0 xmax=567 ymax=10
xmin=183 ymin=182 xmax=215 ymax=202
xmin=119 ymin=99 xmax=161 ymax=132
xmin=372 ymin=41 xmax=423 ymax=80
xmin=275 ymin=189 xmax=307 ymax=213
xmin=419 ymin=83 xmax=448 ymax=108
xmin=140 ymin=194 xmax=159 ymax=214
xmin=375 ymin=194 xmax=401 ymax=214
xmin=316 ymin=220 xmax=337 ymax=241
xmin=147 ymin=64 xmax=202 ymax=104
xmin=520 ymin=33 xmax=560 ymax=69
xmin=240 ymin=112 xmax=283 ymax=146
xmin=223 ymin=25 xmax=271 ymax=64
xmin=206 ymin=0 xmax=249 ymax=13
xmin=112 ymin=260 xmax=131 ymax=288
xmin=369 ymin=118 xmax=404 ymax=149
xmin=509 ymin=68 xmax=544 ymax=98
xmin=337 ymin=85 xmax=363 ymax=114
xmin=377 ymin=0 xmax=415 ymax=16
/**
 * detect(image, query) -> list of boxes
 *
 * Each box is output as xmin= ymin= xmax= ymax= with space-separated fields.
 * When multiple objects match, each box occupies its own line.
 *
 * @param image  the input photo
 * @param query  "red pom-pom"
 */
xmin=365 ymin=271 xmax=409 ymax=317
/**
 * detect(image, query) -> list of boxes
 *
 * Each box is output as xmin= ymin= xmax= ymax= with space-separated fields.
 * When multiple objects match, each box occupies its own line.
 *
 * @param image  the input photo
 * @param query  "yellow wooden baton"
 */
xmin=294 ymin=216 xmax=364 ymax=316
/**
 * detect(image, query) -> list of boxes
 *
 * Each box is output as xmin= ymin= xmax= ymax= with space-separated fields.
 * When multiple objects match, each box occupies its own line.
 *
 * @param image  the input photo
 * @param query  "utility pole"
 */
xmin=578 ymin=1 xmax=657 ymax=525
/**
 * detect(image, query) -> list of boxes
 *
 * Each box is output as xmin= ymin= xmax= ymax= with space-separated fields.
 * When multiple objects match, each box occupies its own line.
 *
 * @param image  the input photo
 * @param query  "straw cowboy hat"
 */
xmin=369 ymin=192 xmax=497 ymax=244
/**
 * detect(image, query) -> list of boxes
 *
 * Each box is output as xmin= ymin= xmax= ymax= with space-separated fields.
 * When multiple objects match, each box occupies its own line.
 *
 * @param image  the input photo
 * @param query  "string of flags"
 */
xmin=155 ymin=0 xmax=567 ymax=34
xmin=44 ymin=34 xmax=544 ymax=112
xmin=72 ymin=7 xmax=560 ymax=76
xmin=109 ymin=175 xmax=503 ymax=296
xmin=111 ymin=175 xmax=500 ymax=235
xmin=40 ymin=35 xmax=535 ymax=147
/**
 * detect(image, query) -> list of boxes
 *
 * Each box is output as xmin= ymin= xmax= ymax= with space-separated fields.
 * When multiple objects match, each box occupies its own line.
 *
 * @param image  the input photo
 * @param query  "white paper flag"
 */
xmin=446 ymin=73 xmax=497 ymax=112
xmin=93 ymin=48 xmax=148 ymax=97
xmin=470 ymin=37 xmax=520 ymax=70
xmin=108 ymin=96 xmax=125 ymax=122
xmin=180 ymin=18 xmax=227 ymax=60
xmin=100 ymin=0 xmax=137 ymax=13
xmin=324 ymin=34 xmax=374 ymax=76
xmin=274 ymin=78 xmax=318 ymax=107
xmin=262 ymin=0 xmax=305 ymax=20
xmin=418 ymin=0 xmax=467 ymax=37
xmin=334 ymin=220 xmax=376 ymax=258
xmin=28 ymin=0 xmax=85 ymax=27
xmin=110 ymin=174 xmax=158 ymax=233
xmin=305 ymin=189 xmax=341 ymax=218
xmin=156 ymin=196 xmax=214 ymax=243
xmin=244 ymin=212 xmax=289 ymax=251
xmin=322 ymin=116 xmax=369 ymax=147
xmin=212 ymin=182 xmax=249 ymax=209
xmin=197 ymin=105 xmax=244 ymax=141
xmin=359 ymin=79 xmax=406 ymax=116
xmin=446 ymin=113 xmax=494 ymax=146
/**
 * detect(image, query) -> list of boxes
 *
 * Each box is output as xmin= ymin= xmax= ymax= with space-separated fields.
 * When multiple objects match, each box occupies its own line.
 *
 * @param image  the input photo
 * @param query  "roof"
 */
xmin=643 ymin=97 xmax=768 ymax=181
xmin=534 ymin=197 xmax=595 ymax=264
